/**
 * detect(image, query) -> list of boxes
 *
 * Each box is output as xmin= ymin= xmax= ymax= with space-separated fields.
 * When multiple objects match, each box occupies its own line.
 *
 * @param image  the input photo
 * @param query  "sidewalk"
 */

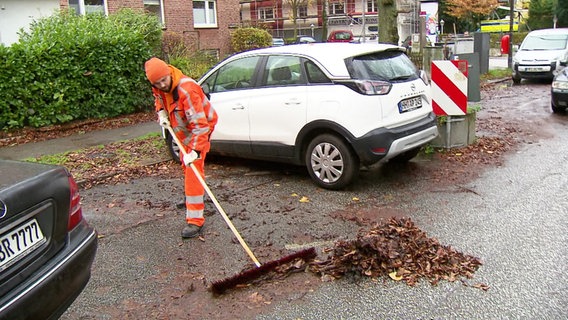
xmin=0 ymin=121 xmax=160 ymax=160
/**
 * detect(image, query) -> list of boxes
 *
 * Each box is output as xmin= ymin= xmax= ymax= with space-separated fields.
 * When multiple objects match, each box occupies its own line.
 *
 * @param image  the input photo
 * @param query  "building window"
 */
xmin=298 ymin=5 xmax=307 ymax=18
xmin=329 ymin=1 xmax=345 ymax=15
xmin=258 ymin=7 xmax=274 ymax=20
xmin=69 ymin=0 xmax=106 ymax=15
xmin=367 ymin=0 xmax=376 ymax=13
xmin=144 ymin=0 xmax=165 ymax=25
xmin=193 ymin=0 xmax=217 ymax=28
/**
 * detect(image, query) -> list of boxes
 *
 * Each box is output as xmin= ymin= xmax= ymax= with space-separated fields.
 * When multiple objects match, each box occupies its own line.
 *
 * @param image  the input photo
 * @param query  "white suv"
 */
xmin=166 ymin=43 xmax=438 ymax=190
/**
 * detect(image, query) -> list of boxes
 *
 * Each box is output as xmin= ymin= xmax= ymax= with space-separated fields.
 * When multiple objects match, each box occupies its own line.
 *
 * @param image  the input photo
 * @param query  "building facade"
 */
xmin=1 ymin=0 xmax=240 ymax=57
xmin=239 ymin=0 xmax=424 ymax=43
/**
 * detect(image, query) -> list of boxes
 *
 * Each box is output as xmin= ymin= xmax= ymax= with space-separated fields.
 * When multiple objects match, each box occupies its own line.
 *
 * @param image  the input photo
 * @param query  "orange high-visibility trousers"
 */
xmin=183 ymin=152 xmax=207 ymax=227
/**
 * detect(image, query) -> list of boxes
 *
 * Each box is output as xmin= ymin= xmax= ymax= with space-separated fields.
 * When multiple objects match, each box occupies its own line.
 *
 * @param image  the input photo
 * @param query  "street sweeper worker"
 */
xmin=144 ymin=57 xmax=218 ymax=239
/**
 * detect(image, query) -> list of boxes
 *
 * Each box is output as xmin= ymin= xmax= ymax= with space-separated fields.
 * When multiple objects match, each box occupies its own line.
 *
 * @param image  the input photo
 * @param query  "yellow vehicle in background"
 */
xmin=480 ymin=18 xmax=519 ymax=32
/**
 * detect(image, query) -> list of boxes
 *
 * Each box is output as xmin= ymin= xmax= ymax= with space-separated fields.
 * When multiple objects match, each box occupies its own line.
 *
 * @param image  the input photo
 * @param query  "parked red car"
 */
xmin=327 ymin=30 xmax=353 ymax=42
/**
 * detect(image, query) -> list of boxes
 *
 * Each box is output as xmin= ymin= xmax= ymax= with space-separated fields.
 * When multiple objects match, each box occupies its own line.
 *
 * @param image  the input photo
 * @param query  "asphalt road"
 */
xmin=251 ymin=80 xmax=568 ymax=319
xmin=59 ymin=81 xmax=567 ymax=319
xmin=257 ymin=119 xmax=568 ymax=319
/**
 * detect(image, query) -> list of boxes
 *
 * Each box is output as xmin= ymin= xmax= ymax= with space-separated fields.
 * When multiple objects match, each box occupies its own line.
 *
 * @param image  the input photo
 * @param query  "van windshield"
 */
xmin=521 ymin=34 xmax=568 ymax=51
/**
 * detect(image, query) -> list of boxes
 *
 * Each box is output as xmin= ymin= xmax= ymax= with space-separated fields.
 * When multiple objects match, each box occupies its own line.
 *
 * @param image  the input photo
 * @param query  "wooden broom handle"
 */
xmin=166 ymin=126 xmax=261 ymax=267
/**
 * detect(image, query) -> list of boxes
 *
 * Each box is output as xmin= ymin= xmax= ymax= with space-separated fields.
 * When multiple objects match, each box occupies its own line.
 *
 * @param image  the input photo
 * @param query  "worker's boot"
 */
xmin=181 ymin=224 xmax=202 ymax=238
xmin=176 ymin=198 xmax=185 ymax=209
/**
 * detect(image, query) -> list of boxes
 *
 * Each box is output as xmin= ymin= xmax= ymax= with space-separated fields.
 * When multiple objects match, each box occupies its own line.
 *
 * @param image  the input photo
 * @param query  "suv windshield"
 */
xmin=521 ymin=34 xmax=568 ymax=50
xmin=346 ymin=50 xmax=418 ymax=82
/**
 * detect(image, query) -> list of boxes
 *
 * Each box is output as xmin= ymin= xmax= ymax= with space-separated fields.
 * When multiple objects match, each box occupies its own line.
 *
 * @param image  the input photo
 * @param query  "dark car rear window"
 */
xmin=346 ymin=50 xmax=419 ymax=82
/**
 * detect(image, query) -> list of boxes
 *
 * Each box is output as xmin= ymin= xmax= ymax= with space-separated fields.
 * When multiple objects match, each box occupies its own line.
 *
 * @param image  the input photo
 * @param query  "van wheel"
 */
xmin=552 ymin=103 xmax=565 ymax=114
xmin=512 ymin=75 xmax=521 ymax=85
xmin=166 ymin=133 xmax=181 ymax=163
xmin=305 ymin=134 xmax=359 ymax=190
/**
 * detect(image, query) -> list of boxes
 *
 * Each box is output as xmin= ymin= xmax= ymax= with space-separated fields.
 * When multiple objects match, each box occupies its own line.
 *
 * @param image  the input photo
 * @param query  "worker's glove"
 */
xmin=157 ymin=109 xmax=170 ymax=128
xmin=183 ymin=150 xmax=200 ymax=166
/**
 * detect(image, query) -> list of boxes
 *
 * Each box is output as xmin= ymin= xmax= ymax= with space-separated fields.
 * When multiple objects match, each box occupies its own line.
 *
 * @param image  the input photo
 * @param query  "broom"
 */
xmin=165 ymin=125 xmax=317 ymax=294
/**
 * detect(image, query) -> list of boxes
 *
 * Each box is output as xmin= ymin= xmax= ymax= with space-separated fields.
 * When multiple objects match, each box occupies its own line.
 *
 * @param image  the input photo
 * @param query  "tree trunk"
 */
xmin=377 ymin=0 xmax=398 ymax=45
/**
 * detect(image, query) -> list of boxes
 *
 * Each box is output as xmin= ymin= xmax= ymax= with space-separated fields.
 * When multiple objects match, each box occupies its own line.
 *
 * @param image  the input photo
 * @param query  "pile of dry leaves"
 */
xmin=309 ymin=217 xmax=488 ymax=290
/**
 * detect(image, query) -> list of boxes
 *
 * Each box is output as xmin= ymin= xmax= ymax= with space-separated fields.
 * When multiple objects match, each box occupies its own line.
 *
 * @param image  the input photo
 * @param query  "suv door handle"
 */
xmin=284 ymin=99 xmax=301 ymax=105
xmin=232 ymin=104 xmax=245 ymax=110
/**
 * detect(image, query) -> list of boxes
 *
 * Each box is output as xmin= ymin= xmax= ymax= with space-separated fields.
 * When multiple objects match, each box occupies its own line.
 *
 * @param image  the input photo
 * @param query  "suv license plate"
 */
xmin=0 ymin=219 xmax=46 ymax=272
xmin=399 ymin=96 xmax=422 ymax=113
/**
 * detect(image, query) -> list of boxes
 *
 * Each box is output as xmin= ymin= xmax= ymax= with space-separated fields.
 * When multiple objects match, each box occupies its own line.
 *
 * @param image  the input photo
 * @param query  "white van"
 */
xmin=512 ymin=28 xmax=568 ymax=84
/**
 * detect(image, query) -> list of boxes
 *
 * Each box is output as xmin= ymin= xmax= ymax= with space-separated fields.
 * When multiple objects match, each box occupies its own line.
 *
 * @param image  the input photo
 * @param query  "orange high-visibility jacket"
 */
xmin=152 ymin=65 xmax=218 ymax=153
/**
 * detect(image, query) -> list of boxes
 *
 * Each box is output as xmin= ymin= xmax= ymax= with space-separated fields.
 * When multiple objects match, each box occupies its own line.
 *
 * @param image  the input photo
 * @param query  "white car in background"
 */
xmin=512 ymin=28 xmax=568 ymax=84
xmin=166 ymin=43 xmax=438 ymax=189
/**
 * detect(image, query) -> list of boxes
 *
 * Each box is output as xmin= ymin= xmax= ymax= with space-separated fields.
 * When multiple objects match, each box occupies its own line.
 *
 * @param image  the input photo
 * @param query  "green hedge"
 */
xmin=0 ymin=9 xmax=162 ymax=129
xmin=231 ymin=27 xmax=272 ymax=53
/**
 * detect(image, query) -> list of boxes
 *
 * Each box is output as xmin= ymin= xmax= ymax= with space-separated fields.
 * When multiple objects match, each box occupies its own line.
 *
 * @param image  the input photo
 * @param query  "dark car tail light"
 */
xmin=67 ymin=175 xmax=83 ymax=231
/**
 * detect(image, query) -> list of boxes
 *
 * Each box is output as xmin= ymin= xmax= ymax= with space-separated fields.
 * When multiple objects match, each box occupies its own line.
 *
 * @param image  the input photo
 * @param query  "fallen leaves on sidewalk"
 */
xmin=32 ymin=134 xmax=179 ymax=189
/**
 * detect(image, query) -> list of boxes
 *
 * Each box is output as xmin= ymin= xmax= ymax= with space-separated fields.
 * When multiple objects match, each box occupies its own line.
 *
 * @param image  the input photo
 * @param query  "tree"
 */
xmin=444 ymin=0 xmax=499 ymax=31
xmin=377 ymin=0 xmax=398 ymax=45
xmin=555 ymin=0 xmax=568 ymax=27
xmin=527 ymin=0 xmax=555 ymax=29
xmin=283 ymin=0 xmax=312 ymax=38
xmin=438 ymin=0 xmax=469 ymax=35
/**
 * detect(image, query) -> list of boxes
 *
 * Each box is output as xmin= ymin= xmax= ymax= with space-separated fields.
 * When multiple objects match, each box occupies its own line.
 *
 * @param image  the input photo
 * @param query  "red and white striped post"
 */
xmin=430 ymin=60 xmax=469 ymax=148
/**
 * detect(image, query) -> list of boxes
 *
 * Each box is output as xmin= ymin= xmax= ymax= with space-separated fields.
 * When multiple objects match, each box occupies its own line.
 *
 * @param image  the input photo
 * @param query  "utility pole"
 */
xmin=361 ymin=0 xmax=366 ymax=42
xmin=508 ymin=0 xmax=514 ymax=69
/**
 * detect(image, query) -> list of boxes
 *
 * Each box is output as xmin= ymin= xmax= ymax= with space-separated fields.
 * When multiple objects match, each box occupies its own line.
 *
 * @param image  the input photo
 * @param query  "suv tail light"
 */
xmin=67 ymin=175 xmax=83 ymax=231
xmin=419 ymin=70 xmax=430 ymax=85
xmin=341 ymin=80 xmax=392 ymax=95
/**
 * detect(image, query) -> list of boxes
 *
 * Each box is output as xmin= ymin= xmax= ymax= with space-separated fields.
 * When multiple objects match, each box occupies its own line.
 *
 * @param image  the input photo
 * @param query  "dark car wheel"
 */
xmin=512 ymin=75 xmax=521 ymax=85
xmin=390 ymin=147 xmax=421 ymax=163
xmin=551 ymin=102 xmax=565 ymax=114
xmin=166 ymin=132 xmax=181 ymax=163
xmin=305 ymin=134 xmax=359 ymax=190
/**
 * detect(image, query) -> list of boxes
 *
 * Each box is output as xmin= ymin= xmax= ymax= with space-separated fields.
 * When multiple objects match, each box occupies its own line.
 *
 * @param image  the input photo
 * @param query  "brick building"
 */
xmin=239 ymin=0 xmax=434 ymax=45
xmin=1 ymin=0 xmax=240 ymax=57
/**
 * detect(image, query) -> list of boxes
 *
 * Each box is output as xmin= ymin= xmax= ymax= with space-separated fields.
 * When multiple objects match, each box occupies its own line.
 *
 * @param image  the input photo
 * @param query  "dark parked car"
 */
xmin=0 ymin=160 xmax=97 ymax=320
xmin=552 ymin=66 xmax=568 ymax=113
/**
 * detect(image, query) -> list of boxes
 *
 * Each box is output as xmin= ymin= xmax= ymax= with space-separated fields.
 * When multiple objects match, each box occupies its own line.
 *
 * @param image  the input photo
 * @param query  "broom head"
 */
xmin=210 ymin=247 xmax=317 ymax=295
